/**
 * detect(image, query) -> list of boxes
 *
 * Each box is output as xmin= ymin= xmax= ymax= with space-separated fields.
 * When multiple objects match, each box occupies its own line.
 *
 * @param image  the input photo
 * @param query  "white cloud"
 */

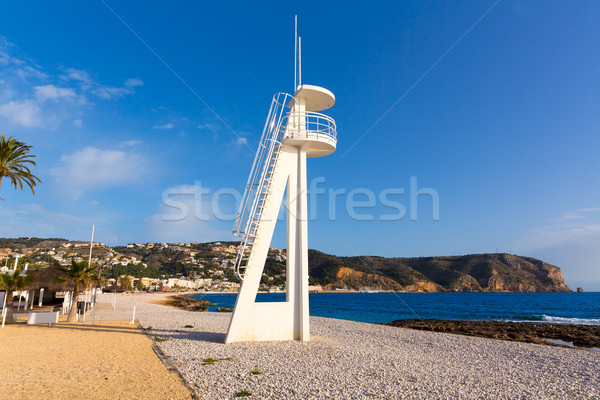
xmin=152 ymin=122 xmax=175 ymax=130
xmin=65 ymin=68 xmax=92 ymax=84
xmin=573 ymin=207 xmax=600 ymax=213
xmin=0 ymin=36 xmax=45 ymax=81
xmin=34 ymin=84 xmax=76 ymax=101
xmin=64 ymin=67 xmax=142 ymax=100
xmin=0 ymin=39 xmax=145 ymax=131
xmin=550 ymin=208 xmax=600 ymax=222
xmin=197 ymin=122 xmax=219 ymax=131
xmin=522 ymin=223 xmax=600 ymax=250
xmin=235 ymin=137 xmax=248 ymax=146
xmin=117 ymin=139 xmax=143 ymax=147
xmin=0 ymin=203 xmax=93 ymax=239
xmin=125 ymin=78 xmax=143 ymax=87
xmin=91 ymin=85 xmax=134 ymax=99
xmin=51 ymin=146 xmax=147 ymax=199
xmin=15 ymin=65 xmax=48 ymax=81
xmin=0 ymin=44 xmax=22 ymax=67
xmin=518 ymin=208 xmax=600 ymax=250
xmin=146 ymin=183 xmax=235 ymax=243
xmin=514 ymin=207 xmax=600 ymax=290
xmin=0 ymin=99 xmax=42 ymax=127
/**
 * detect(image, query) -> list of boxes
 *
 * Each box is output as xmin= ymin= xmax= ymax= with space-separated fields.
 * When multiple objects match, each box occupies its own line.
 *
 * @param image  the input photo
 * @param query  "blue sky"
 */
xmin=0 ymin=1 xmax=599 ymax=290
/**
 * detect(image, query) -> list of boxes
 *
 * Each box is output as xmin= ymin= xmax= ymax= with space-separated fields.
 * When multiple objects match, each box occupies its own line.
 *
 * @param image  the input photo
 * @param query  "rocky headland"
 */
xmin=309 ymin=251 xmax=572 ymax=292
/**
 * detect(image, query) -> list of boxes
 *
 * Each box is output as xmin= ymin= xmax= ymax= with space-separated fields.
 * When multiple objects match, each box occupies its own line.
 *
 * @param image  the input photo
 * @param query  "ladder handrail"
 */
xmin=234 ymin=93 xmax=290 ymax=234
xmin=233 ymin=92 xmax=293 ymax=280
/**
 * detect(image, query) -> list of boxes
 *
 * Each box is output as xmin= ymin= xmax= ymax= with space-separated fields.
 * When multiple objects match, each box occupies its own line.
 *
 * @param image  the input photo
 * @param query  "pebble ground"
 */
xmin=95 ymin=293 xmax=600 ymax=400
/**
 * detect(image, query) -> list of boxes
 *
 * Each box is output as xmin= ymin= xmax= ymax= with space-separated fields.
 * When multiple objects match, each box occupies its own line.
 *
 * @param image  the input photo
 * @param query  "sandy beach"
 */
xmin=0 ymin=316 xmax=192 ymax=400
xmin=89 ymin=293 xmax=600 ymax=399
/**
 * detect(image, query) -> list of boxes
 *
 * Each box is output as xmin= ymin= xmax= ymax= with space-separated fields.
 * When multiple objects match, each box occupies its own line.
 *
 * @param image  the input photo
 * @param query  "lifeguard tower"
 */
xmin=225 ymin=18 xmax=337 ymax=343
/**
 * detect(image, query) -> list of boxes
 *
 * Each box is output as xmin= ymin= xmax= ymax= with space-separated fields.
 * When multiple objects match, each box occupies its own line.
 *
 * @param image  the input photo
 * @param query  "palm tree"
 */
xmin=0 ymin=269 xmax=35 ymax=325
xmin=0 ymin=133 xmax=42 ymax=199
xmin=54 ymin=260 xmax=98 ymax=322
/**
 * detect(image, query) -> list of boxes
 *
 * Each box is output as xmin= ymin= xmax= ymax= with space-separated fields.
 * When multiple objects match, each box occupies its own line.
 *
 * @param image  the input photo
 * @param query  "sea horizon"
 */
xmin=189 ymin=291 xmax=600 ymax=325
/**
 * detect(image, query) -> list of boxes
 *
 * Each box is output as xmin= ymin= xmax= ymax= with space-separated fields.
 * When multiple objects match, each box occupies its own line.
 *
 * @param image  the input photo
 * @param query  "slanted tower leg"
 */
xmin=225 ymin=146 xmax=298 ymax=343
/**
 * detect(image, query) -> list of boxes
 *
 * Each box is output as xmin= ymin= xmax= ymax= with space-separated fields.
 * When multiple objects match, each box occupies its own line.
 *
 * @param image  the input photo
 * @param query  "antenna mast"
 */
xmin=294 ymin=15 xmax=298 ymax=92
xmin=298 ymin=36 xmax=302 ymax=87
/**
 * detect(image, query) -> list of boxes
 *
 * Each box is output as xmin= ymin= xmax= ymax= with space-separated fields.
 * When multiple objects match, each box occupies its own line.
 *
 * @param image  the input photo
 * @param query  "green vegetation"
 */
xmin=104 ymin=263 xmax=162 ymax=279
xmin=202 ymin=357 xmax=233 ymax=365
xmin=153 ymin=337 xmax=168 ymax=342
xmin=0 ymin=134 xmax=41 ymax=199
xmin=54 ymin=260 xmax=98 ymax=322
xmin=236 ymin=390 xmax=252 ymax=397
xmin=117 ymin=275 xmax=133 ymax=291
xmin=250 ymin=369 xmax=262 ymax=375
xmin=184 ymin=324 xmax=194 ymax=328
xmin=0 ymin=237 xmax=66 ymax=250
xmin=143 ymin=326 xmax=153 ymax=331
xmin=0 ymin=268 xmax=35 ymax=324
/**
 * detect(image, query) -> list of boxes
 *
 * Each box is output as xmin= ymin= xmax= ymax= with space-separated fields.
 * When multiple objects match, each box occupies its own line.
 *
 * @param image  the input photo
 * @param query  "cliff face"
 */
xmin=322 ymin=267 xmax=403 ymax=291
xmin=308 ymin=251 xmax=572 ymax=292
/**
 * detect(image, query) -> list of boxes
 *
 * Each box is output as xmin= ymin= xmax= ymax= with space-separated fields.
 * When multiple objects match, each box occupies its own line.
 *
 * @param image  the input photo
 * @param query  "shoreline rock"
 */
xmin=386 ymin=319 xmax=600 ymax=348
xmin=152 ymin=295 xmax=211 ymax=312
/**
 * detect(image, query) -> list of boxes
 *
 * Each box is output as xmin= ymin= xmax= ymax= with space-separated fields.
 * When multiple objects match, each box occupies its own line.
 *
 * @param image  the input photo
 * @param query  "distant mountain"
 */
xmin=0 ymin=237 xmax=67 ymax=249
xmin=0 ymin=237 xmax=571 ymax=292
xmin=308 ymin=251 xmax=572 ymax=292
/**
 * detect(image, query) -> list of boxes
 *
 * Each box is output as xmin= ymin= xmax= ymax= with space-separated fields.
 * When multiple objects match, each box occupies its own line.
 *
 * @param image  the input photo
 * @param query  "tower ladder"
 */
xmin=233 ymin=93 xmax=293 ymax=281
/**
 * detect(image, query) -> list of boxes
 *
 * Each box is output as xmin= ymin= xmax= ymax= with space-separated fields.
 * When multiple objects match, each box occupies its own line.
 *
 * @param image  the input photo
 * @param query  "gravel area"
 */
xmin=95 ymin=293 xmax=600 ymax=400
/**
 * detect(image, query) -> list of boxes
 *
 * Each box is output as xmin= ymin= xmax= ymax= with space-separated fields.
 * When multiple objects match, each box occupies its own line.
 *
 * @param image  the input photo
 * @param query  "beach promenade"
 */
xmin=90 ymin=293 xmax=599 ymax=399
xmin=0 ymin=314 xmax=192 ymax=400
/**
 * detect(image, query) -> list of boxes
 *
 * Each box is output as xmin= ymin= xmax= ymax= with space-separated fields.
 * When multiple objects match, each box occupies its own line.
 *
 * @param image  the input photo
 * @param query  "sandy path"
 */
xmin=0 ymin=320 xmax=192 ymax=400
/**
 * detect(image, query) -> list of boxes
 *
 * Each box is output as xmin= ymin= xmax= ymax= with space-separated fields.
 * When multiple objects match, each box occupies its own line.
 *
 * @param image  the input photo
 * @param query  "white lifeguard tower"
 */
xmin=225 ymin=18 xmax=337 ymax=343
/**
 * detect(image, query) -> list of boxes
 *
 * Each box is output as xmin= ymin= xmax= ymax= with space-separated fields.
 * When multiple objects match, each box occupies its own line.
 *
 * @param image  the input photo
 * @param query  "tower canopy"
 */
xmin=294 ymin=84 xmax=335 ymax=111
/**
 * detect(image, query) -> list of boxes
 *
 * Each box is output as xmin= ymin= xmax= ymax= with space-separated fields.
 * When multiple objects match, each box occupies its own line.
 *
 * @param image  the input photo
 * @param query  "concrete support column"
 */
xmin=295 ymin=148 xmax=309 ymax=341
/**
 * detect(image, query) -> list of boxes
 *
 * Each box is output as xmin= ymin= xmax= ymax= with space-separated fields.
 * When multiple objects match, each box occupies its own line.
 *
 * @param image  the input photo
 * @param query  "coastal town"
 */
xmin=0 ymin=238 xmax=291 ymax=293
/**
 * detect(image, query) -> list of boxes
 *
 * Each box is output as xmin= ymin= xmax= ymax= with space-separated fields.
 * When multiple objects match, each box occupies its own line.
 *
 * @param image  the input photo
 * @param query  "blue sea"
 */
xmin=189 ymin=292 xmax=600 ymax=325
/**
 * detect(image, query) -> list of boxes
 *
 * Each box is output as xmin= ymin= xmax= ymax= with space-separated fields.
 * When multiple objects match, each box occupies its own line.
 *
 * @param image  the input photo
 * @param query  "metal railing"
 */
xmin=281 ymin=110 xmax=337 ymax=143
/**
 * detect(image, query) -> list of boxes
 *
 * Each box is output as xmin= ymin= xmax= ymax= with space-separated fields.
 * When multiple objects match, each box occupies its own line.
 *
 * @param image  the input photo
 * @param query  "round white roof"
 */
xmin=294 ymin=85 xmax=335 ymax=111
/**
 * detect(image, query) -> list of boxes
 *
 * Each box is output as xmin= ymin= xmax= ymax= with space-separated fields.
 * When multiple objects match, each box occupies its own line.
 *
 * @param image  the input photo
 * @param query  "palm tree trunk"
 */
xmin=67 ymin=281 xmax=80 ymax=322
xmin=4 ymin=291 xmax=15 ymax=324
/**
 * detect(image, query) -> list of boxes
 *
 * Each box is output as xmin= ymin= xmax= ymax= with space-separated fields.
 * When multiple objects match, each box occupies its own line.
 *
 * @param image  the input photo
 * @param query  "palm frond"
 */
xmin=0 ymin=133 xmax=42 ymax=195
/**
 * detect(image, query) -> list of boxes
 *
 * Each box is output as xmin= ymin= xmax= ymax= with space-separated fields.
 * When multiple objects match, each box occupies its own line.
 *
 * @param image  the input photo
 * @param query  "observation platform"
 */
xmin=282 ymin=84 xmax=337 ymax=157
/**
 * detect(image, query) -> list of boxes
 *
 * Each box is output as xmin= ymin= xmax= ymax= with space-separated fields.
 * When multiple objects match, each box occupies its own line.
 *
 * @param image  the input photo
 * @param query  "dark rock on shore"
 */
xmin=577 ymin=287 xmax=585 ymax=293
xmin=157 ymin=295 xmax=211 ymax=312
xmin=386 ymin=319 xmax=600 ymax=349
